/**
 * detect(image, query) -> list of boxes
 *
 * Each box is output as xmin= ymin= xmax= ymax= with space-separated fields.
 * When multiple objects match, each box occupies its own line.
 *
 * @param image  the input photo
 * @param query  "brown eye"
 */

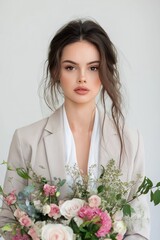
xmin=65 ymin=66 xmax=75 ymax=71
xmin=90 ymin=66 xmax=99 ymax=71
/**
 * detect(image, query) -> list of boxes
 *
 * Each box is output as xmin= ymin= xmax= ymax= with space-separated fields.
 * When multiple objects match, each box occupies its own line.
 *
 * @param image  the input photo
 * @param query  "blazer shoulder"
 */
xmin=14 ymin=115 xmax=51 ymax=145
xmin=12 ymin=107 xmax=63 ymax=146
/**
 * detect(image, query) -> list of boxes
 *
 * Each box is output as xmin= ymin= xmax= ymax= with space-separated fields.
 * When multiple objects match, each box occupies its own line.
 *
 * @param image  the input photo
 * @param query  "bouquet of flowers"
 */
xmin=0 ymin=159 xmax=160 ymax=240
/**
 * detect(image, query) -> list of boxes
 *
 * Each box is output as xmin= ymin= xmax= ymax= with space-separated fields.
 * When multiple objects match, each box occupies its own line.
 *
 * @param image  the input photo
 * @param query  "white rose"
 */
xmin=60 ymin=198 xmax=85 ymax=219
xmin=42 ymin=204 xmax=51 ymax=215
xmin=41 ymin=223 xmax=74 ymax=240
xmin=73 ymin=216 xmax=83 ymax=227
xmin=33 ymin=200 xmax=42 ymax=210
xmin=113 ymin=220 xmax=127 ymax=235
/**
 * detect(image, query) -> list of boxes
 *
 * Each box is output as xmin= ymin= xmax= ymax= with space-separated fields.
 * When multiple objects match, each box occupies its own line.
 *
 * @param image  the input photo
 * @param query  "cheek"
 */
xmin=95 ymin=78 xmax=101 ymax=89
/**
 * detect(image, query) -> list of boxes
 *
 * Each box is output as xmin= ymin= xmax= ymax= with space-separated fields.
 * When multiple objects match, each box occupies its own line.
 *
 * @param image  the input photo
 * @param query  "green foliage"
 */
xmin=0 ymin=185 xmax=3 ymax=195
xmin=1 ymin=224 xmax=12 ymax=232
xmin=136 ymin=176 xmax=160 ymax=206
xmin=122 ymin=203 xmax=134 ymax=217
xmin=152 ymin=189 xmax=160 ymax=205
xmin=16 ymin=168 xmax=31 ymax=179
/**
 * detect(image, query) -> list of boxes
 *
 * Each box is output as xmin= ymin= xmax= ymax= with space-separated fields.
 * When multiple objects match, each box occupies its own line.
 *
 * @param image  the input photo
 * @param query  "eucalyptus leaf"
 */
xmin=23 ymin=185 xmax=35 ymax=196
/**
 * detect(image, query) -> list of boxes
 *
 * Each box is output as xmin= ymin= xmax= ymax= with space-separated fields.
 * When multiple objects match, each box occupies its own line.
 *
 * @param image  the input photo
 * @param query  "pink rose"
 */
xmin=19 ymin=215 xmax=32 ymax=227
xmin=41 ymin=223 xmax=73 ymax=240
xmin=43 ymin=184 xmax=56 ymax=196
xmin=28 ymin=227 xmax=40 ymax=240
xmin=5 ymin=191 xmax=16 ymax=205
xmin=60 ymin=198 xmax=85 ymax=219
xmin=14 ymin=208 xmax=26 ymax=219
xmin=88 ymin=195 xmax=101 ymax=208
xmin=116 ymin=233 xmax=123 ymax=240
xmin=48 ymin=204 xmax=61 ymax=219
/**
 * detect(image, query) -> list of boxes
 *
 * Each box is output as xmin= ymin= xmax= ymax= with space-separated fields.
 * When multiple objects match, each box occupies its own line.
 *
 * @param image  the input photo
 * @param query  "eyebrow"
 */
xmin=61 ymin=60 xmax=100 ymax=65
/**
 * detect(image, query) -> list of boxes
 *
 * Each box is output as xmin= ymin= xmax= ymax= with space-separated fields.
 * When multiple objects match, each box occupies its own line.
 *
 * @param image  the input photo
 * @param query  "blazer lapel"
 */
xmin=43 ymin=107 xmax=67 ymax=183
xmin=98 ymin=109 xmax=120 ymax=167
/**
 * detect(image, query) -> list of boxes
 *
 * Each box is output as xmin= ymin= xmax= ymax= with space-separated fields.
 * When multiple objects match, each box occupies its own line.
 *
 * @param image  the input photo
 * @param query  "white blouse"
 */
xmin=63 ymin=105 xmax=100 ymax=191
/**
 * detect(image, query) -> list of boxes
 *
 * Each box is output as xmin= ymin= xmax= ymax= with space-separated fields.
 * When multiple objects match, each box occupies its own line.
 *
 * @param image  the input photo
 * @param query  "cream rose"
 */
xmin=60 ymin=198 xmax=85 ymax=219
xmin=88 ymin=195 xmax=101 ymax=208
xmin=41 ymin=223 xmax=73 ymax=240
xmin=113 ymin=220 xmax=127 ymax=236
xmin=42 ymin=204 xmax=51 ymax=215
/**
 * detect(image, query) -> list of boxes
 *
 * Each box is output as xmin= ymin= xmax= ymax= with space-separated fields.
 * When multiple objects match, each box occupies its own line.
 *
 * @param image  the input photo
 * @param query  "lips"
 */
xmin=74 ymin=87 xmax=89 ymax=95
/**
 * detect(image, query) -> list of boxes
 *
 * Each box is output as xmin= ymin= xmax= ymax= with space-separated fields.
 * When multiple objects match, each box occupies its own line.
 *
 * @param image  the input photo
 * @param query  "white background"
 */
xmin=0 ymin=0 xmax=160 ymax=239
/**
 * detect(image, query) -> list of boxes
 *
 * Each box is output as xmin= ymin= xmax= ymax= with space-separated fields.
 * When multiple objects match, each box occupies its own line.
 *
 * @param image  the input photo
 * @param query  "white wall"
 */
xmin=0 ymin=0 xmax=159 ymax=239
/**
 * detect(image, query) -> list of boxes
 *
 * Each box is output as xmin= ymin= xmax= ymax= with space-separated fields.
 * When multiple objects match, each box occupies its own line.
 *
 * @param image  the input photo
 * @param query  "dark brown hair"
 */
xmin=43 ymin=19 xmax=124 ymax=164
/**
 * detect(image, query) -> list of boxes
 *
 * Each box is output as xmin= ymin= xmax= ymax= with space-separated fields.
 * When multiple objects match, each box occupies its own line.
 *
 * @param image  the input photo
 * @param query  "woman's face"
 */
xmin=59 ymin=40 xmax=101 ymax=106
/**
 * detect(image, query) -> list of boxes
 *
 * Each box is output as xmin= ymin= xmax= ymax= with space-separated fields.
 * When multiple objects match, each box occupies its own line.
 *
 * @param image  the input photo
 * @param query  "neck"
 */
xmin=64 ymin=101 xmax=96 ymax=133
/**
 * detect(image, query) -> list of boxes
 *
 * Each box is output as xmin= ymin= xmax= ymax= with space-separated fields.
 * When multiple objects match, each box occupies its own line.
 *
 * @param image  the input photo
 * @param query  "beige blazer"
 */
xmin=0 ymin=106 xmax=150 ymax=239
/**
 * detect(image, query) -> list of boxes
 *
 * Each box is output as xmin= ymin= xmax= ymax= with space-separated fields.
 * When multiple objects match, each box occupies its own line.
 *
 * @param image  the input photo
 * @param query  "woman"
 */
xmin=0 ymin=19 xmax=149 ymax=239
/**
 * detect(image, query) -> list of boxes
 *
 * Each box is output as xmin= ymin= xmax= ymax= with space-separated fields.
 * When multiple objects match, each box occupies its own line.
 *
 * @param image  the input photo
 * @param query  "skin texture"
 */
xmin=59 ymin=40 xmax=101 ymax=174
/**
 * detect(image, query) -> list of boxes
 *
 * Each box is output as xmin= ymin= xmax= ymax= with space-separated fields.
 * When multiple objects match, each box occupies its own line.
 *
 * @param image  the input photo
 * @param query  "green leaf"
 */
xmin=150 ymin=190 xmax=154 ymax=202
xmin=156 ymin=182 xmax=160 ymax=187
xmin=16 ymin=168 xmax=31 ymax=179
xmin=122 ymin=204 xmax=132 ymax=217
xmin=69 ymin=218 xmax=79 ymax=234
xmin=116 ymin=193 xmax=121 ymax=200
xmin=60 ymin=179 xmax=66 ymax=187
xmin=97 ymin=185 xmax=104 ymax=193
xmin=41 ymin=177 xmax=47 ymax=184
xmin=153 ymin=189 xmax=160 ymax=206
xmin=137 ymin=177 xmax=147 ymax=193
xmin=147 ymin=178 xmax=153 ymax=187
xmin=0 ymin=185 xmax=3 ymax=195
xmin=1 ymin=161 xmax=13 ymax=170
xmin=142 ymin=185 xmax=151 ymax=194
xmin=1 ymin=224 xmax=12 ymax=232
xmin=0 ymin=160 xmax=8 ymax=165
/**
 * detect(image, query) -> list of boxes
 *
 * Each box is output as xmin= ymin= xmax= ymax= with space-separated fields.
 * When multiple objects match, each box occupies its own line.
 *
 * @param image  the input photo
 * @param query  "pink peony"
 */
xmin=96 ymin=210 xmax=112 ymax=237
xmin=28 ymin=227 xmax=40 ymax=240
xmin=88 ymin=195 xmax=101 ymax=208
xmin=78 ymin=205 xmax=95 ymax=220
xmin=78 ymin=206 xmax=112 ymax=237
xmin=19 ymin=215 xmax=32 ymax=227
xmin=12 ymin=230 xmax=30 ymax=240
xmin=43 ymin=184 xmax=56 ymax=196
xmin=48 ymin=204 xmax=61 ymax=219
xmin=5 ymin=190 xmax=16 ymax=205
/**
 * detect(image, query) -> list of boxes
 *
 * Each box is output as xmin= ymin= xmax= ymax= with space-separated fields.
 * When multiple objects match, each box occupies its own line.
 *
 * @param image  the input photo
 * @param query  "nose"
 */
xmin=78 ymin=71 xmax=87 ymax=83
xmin=78 ymin=79 xmax=86 ymax=83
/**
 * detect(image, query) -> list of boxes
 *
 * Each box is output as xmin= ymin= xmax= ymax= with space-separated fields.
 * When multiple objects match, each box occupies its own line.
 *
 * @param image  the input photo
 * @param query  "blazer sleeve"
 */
xmin=0 ymin=130 xmax=28 ymax=239
xmin=124 ymin=130 xmax=150 ymax=240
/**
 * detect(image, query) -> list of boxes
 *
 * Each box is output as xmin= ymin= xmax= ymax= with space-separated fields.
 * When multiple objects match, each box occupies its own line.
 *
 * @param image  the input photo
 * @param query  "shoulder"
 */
xmin=13 ymin=106 xmax=63 ymax=144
